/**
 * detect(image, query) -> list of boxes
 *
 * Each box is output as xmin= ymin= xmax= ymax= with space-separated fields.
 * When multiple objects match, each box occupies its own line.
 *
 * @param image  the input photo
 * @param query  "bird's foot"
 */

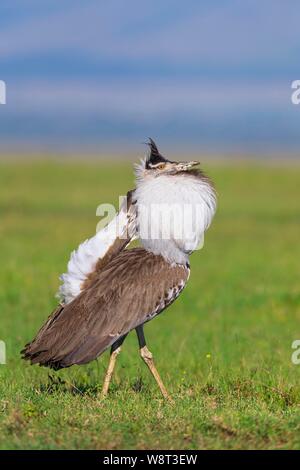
xmin=140 ymin=346 xmax=174 ymax=403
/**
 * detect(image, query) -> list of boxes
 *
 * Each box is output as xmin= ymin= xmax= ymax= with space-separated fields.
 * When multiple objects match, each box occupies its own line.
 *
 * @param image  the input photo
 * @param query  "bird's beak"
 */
xmin=175 ymin=161 xmax=200 ymax=171
xmin=187 ymin=160 xmax=200 ymax=168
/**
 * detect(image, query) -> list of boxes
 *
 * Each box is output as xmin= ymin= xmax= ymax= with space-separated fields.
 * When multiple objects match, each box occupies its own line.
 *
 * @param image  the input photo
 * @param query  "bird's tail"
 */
xmin=21 ymin=304 xmax=66 ymax=369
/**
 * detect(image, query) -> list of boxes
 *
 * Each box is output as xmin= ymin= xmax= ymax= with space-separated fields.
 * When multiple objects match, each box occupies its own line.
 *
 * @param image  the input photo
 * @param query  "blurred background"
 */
xmin=0 ymin=0 xmax=300 ymax=158
xmin=1 ymin=1 xmax=300 ymax=450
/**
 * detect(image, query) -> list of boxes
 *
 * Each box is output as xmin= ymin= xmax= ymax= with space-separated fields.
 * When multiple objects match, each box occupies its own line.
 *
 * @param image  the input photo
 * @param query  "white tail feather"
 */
xmin=57 ymin=195 xmax=136 ymax=304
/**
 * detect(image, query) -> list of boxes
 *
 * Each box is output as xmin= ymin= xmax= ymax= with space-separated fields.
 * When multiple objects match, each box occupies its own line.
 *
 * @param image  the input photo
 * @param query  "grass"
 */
xmin=0 ymin=159 xmax=300 ymax=449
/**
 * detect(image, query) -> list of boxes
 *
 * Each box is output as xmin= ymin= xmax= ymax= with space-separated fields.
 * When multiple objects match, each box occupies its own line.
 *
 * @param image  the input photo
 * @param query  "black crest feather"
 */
xmin=146 ymin=138 xmax=168 ymax=168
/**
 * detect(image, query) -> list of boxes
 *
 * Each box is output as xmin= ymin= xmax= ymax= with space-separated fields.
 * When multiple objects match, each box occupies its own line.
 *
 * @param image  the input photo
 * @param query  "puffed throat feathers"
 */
xmin=134 ymin=159 xmax=216 ymax=265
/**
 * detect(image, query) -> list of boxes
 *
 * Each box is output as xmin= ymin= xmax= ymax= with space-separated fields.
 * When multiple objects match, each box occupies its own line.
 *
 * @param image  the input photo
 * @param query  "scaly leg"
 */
xmin=101 ymin=334 xmax=127 ymax=398
xmin=136 ymin=325 xmax=173 ymax=402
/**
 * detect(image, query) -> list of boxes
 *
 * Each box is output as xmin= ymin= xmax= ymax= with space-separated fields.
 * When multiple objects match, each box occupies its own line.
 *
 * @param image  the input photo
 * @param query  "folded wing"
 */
xmin=22 ymin=248 xmax=189 ymax=369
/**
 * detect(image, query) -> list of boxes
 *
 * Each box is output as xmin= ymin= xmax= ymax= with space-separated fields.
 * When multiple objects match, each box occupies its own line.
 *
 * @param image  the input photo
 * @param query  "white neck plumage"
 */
xmin=134 ymin=160 xmax=217 ymax=265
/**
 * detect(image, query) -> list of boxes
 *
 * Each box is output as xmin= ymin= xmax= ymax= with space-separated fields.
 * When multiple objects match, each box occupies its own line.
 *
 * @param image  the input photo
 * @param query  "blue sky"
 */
xmin=0 ymin=0 xmax=300 ymax=155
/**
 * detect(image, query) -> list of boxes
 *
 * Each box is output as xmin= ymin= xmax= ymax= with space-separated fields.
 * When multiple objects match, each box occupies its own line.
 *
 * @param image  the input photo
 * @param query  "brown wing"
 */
xmin=22 ymin=248 xmax=189 ymax=369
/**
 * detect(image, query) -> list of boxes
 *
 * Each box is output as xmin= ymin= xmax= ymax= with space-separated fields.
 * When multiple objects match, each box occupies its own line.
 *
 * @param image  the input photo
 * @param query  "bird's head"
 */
xmin=136 ymin=138 xmax=200 ymax=179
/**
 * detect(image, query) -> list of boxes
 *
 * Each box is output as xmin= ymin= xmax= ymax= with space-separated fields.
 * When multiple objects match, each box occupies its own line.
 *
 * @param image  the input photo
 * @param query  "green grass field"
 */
xmin=0 ymin=159 xmax=300 ymax=450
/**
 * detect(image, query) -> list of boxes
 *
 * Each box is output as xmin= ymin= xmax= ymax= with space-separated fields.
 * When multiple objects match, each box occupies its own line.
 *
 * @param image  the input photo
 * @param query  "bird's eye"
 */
xmin=157 ymin=163 xmax=165 ymax=170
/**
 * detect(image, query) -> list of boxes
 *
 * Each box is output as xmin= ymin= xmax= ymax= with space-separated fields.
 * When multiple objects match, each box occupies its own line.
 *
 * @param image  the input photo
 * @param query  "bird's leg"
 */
xmin=101 ymin=347 xmax=121 ymax=398
xmin=136 ymin=325 xmax=172 ymax=402
xmin=101 ymin=334 xmax=127 ymax=398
